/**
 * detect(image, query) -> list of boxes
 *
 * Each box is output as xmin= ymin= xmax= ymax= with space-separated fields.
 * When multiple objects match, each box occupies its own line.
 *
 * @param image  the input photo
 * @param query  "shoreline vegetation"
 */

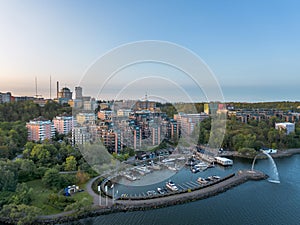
xmin=0 ymin=170 xmax=266 ymax=225
xmin=0 ymin=148 xmax=299 ymax=225
xmin=221 ymin=148 xmax=300 ymax=159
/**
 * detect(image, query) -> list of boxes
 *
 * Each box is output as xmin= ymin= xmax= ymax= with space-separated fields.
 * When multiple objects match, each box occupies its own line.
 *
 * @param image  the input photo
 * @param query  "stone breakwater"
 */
xmin=0 ymin=170 xmax=267 ymax=225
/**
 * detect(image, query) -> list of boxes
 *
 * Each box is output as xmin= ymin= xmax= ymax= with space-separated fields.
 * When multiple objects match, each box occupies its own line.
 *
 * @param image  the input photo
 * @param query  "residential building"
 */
xmin=98 ymin=109 xmax=113 ymax=121
xmin=72 ymin=126 xmax=90 ymax=145
xmin=0 ymin=92 xmax=12 ymax=103
xmin=133 ymin=126 xmax=142 ymax=150
xmin=151 ymin=126 xmax=161 ymax=145
xmin=275 ymin=122 xmax=295 ymax=135
xmin=14 ymin=96 xmax=34 ymax=102
xmin=175 ymin=113 xmax=208 ymax=136
xmin=133 ymin=100 xmax=156 ymax=111
xmin=53 ymin=115 xmax=74 ymax=135
xmin=26 ymin=117 xmax=55 ymax=141
xmin=83 ymin=98 xmax=97 ymax=111
xmin=76 ymin=113 xmax=96 ymax=125
xmin=75 ymin=86 xmax=83 ymax=99
xmin=117 ymin=109 xmax=132 ymax=117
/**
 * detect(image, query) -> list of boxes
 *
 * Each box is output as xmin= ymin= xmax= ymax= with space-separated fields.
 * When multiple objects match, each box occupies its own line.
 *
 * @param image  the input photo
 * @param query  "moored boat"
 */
xmin=166 ymin=180 xmax=178 ymax=191
xmin=197 ymin=177 xmax=208 ymax=184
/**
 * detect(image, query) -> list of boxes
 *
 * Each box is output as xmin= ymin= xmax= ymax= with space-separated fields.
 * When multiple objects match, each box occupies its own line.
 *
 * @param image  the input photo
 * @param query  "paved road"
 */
xmin=86 ymin=175 xmax=113 ymax=207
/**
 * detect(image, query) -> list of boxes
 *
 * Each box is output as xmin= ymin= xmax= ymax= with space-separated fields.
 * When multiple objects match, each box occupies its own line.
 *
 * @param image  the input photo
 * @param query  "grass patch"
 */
xmin=26 ymin=179 xmax=60 ymax=215
xmin=71 ymin=183 xmax=93 ymax=205
xmin=26 ymin=180 xmax=93 ymax=215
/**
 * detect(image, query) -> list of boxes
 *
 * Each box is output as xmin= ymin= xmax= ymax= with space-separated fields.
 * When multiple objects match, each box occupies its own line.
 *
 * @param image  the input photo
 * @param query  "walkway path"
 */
xmin=36 ymin=170 xmax=266 ymax=223
xmin=86 ymin=175 xmax=113 ymax=207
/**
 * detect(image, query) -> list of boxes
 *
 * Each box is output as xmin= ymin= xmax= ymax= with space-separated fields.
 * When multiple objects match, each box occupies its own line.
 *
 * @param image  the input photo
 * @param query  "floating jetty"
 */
xmin=134 ymin=166 xmax=151 ymax=175
xmin=195 ymin=152 xmax=216 ymax=164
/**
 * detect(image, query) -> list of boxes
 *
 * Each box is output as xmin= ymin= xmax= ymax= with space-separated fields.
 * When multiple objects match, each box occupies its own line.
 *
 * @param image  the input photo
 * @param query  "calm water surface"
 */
xmin=70 ymin=155 xmax=300 ymax=225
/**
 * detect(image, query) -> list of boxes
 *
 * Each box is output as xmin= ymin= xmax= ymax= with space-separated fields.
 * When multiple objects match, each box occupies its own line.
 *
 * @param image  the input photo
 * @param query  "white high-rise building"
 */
xmin=72 ymin=126 xmax=90 ymax=145
xmin=275 ymin=122 xmax=295 ymax=135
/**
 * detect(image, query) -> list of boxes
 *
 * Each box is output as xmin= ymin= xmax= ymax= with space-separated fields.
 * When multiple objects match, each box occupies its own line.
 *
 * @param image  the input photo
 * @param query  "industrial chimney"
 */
xmin=56 ymin=81 xmax=59 ymax=99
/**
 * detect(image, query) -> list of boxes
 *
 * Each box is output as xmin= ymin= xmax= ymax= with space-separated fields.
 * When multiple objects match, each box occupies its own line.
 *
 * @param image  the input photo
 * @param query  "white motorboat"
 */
xmin=166 ymin=180 xmax=179 ymax=191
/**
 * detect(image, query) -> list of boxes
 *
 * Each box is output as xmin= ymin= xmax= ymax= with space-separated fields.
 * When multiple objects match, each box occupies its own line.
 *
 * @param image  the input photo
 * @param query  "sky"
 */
xmin=0 ymin=0 xmax=300 ymax=102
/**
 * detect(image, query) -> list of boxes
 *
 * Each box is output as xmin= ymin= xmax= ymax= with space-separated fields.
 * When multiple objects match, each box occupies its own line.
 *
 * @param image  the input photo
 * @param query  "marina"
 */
xmin=83 ymin=155 xmax=300 ymax=225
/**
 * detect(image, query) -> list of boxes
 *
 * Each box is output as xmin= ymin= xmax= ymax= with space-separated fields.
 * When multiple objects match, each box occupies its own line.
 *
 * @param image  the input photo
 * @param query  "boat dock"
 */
xmin=99 ymin=170 xmax=267 ymax=205
xmin=195 ymin=152 xmax=216 ymax=164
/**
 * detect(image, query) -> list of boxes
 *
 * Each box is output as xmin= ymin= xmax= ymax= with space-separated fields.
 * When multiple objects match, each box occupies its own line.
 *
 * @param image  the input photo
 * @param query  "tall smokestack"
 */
xmin=57 ymin=81 xmax=59 ymax=99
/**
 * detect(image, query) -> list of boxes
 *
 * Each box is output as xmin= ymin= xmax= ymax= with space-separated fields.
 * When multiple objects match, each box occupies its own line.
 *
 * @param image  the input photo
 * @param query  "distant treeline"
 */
xmin=158 ymin=101 xmax=300 ymax=118
xmin=227 ymin=101 xmax=300 ymax=111
xmin=199 ymin=116 xmax=300 ymax=153
xmin=0 ymin=100 xmax=72 ymax=122
xmin=0 ymin=101 xmax=72 ymax=159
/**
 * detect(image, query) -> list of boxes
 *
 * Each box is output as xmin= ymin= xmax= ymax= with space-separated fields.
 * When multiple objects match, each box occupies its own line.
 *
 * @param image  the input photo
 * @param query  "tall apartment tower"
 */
xmin=75 ymin=86 xmax=83 ymax=99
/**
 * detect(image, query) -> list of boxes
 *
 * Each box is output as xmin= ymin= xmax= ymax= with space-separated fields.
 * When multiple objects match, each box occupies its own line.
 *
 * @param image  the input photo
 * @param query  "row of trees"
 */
xmin=198 ymin=116 xmax=300 ymax=152
xmin=158 ymin=102 xmax=205 ymax=118
xmin=0 ymin=100 xmax=72 ymax=160
xmin=0 ymin=121 xmax=28 ymax=159
xmin=229 ymin=101 xmax=300 ymax=111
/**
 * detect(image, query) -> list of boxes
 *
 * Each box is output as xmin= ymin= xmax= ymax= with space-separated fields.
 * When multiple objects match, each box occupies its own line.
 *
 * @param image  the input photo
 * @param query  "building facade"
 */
xmin=57 ymin=87 xmax=73 ymax=104
xmin=275 ymin=122 xmax=295 ymax=135
xmin=175 ymin=113 xmax=208 ymax=136
xmin=53 ymin=115 xmax=74 ymax=135
xmin=0 ymin=92 xmax=12 ymax=103
xmin=75 ymin=86 xmax=83 ymax=99
xmin=76 ymin=113 xmax=96 ymax=125
xmin=26 ymin=117 xmax=55 ymax=141
xmin=72 ymin=126 xmax=90 ymax=145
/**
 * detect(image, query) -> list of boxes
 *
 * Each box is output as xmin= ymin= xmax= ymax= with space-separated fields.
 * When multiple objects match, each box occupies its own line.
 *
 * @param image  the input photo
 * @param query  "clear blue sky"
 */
xmin=0 ymin=0 xmax=299 ymax=102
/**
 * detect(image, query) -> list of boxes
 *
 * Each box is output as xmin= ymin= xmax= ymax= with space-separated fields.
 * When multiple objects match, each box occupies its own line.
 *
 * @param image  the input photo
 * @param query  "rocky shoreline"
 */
xmin=0 ymin=170 xmax=266 ymax=225
xmin=221 ymin=148 xmax=300 ymax=160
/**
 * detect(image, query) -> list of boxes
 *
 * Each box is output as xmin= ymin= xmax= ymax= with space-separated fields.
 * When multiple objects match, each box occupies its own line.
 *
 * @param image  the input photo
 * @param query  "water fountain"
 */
xmin=252 ymin=150 xmax=280 ymax=183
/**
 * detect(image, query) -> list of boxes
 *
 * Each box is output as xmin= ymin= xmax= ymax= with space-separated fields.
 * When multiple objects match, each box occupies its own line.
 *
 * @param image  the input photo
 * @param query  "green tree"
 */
xmin=0 ymin=204 xmax=41 ymax=225
xmin=14 ymin=159 xmax=37 ymax=182
xmin=11 ymin=183 xmax=33 ymax=205
xmin=42 ymin=168 xmax=76 ymax=190
xmin=65 ymin=155 xmax=77 ymax=171
xmin=42 ymin=168 xmax=61 ymax=189
xmin=30 ymin=144 xmax=51 ymax=165
xmin=0 ymin=160 xmax=18 ymax=192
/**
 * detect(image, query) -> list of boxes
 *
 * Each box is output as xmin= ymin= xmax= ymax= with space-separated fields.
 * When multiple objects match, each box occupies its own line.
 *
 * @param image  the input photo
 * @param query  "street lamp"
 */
xmin=97 ymin=185 xmax=101 ymax=206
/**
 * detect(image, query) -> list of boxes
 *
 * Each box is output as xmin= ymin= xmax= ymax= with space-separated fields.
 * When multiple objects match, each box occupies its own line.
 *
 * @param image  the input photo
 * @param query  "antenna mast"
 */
xmin=35 ymin=77 xmax=38 ymax=98
xmin=34 ymin=77 xmax=42 ymax=98
xmin=50 ymin=75 xmax=52 ymax=99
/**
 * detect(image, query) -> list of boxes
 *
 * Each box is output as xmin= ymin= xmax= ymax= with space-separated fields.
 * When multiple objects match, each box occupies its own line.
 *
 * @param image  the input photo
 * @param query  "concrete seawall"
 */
xmin=32 ymin=170 xmax=267 ymax=224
